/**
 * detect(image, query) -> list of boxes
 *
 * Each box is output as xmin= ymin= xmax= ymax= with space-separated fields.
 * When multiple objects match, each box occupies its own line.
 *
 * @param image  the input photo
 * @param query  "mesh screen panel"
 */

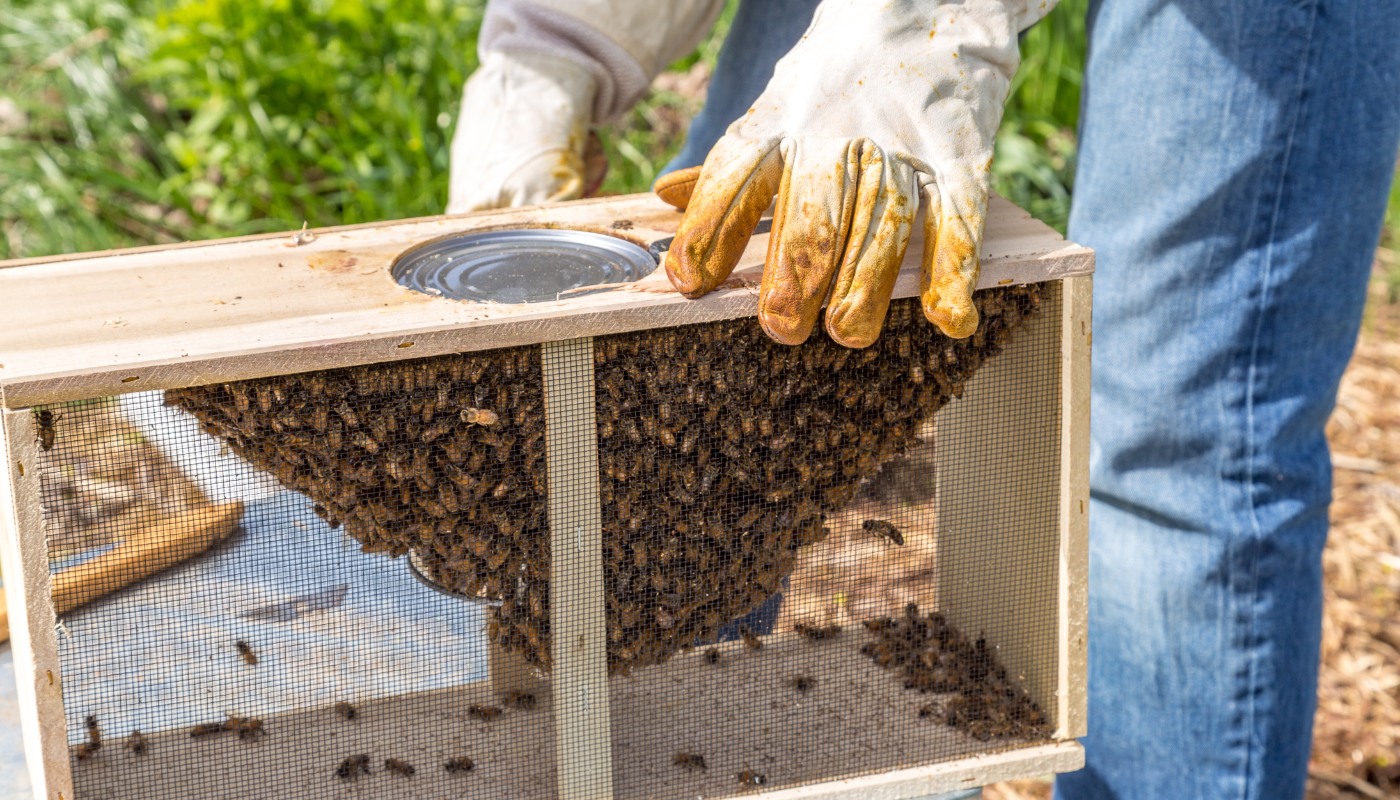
xmin=35 ymin=282 xmax=1062 ymax=799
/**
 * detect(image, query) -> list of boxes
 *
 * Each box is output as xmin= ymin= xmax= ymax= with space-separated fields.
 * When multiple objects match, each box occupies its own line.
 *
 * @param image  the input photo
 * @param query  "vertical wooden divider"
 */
xmin=541 ymin=338 xmax=613 ymax=800
xmin=1056 ymin=275 xmax=1092 ymax=739
xmin=0 ymin=409 xmax=72 ymax=800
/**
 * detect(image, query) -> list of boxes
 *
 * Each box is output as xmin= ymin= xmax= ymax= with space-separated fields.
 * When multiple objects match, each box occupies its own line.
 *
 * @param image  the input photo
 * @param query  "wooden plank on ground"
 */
xmin=0 ymin=193 xmax=1091 ymax=408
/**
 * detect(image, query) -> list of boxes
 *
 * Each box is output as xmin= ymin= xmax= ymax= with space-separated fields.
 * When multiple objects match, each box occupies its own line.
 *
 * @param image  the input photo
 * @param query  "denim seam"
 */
xmin=1242 ymin=2 xmax=1321 ymax=798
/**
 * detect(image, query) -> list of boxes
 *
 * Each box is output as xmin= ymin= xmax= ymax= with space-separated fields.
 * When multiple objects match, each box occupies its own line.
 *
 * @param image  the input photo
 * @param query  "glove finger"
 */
xmin=758 ymin=138 xmax=862 ymax=345
xmin=653 ymin=166 xmax=702 ymax=210
xmin=665 ymin=137 xmax=783 ymax=298
xmin=823 ymin=144 xmax=918 ymax=349
xmin=919 ymin=173 xmax=987 ymax=339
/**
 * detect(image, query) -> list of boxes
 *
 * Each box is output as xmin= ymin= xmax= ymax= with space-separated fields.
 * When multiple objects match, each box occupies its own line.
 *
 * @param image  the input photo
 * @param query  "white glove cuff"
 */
xmin=480 ymin=0 xmax=649 ymax=123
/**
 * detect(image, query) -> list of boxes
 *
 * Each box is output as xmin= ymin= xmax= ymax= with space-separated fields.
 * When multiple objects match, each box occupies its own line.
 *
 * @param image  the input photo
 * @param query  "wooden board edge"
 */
xmin=0 ymin=251 xmax=1093 ymax=411
xmin=733 ymin=741 xmax=1084 ymax=800
xmin=0 ymin=409 xmax=73 ymax=800
xmin=542 ymin=338 xmax=613 ymax=800
xmin=1055 ymin=275 xmax=1092 ymax=740
xmin=0 ymin=194 xmax=641 ymax=271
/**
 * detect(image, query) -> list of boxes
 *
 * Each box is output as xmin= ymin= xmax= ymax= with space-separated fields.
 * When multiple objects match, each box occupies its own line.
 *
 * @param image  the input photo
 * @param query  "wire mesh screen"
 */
xmin=34 ymin=280 xmax=1060 ymax=799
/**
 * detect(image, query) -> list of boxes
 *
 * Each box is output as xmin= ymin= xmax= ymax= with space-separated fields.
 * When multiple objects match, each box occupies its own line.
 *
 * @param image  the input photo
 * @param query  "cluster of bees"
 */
xmin=861 ymin=604 xmax=1049 ymax=742
xmin=166 ymin=285 xmax=1041 ymax=674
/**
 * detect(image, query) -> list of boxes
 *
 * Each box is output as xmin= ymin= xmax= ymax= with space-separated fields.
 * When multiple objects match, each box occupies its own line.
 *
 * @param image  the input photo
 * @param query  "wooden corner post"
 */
xmin=1056 ymin=274 xmax=1091 ymax=739
xmin=0 ymin=409 xmax=72 ymax=800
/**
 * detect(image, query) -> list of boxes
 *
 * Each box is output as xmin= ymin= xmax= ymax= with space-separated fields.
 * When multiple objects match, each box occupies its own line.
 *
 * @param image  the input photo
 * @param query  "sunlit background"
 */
xmin=1 ymin=2 xmax=1397 ymax=797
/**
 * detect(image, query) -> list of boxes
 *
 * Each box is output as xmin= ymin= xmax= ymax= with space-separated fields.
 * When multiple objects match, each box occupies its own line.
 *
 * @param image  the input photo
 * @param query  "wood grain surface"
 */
xmin=0 ymin=193 xmax=1091 ymax=408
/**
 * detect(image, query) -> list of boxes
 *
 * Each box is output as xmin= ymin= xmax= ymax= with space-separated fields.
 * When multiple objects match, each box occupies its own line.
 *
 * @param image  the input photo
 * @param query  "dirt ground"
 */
xmin=981 ymin=274 xmax=1400 ymax=799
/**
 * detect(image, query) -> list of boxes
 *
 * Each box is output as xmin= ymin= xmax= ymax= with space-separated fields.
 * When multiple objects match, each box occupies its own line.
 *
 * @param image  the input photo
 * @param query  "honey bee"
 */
xmin=333 ymin=700 xmax=357 ymax=721
xmin=503 ymin=691 xmax=536 ymax=710
xmin=863 ymin=519 xmax=905 ymax=546
xmin=740 ymin=626 xmax=762 ymax=651
xmin=673 ymin=752 xmax=707 ymax=771
xmin=786 ymin=675 xmax=816 ymax=693
xmin=34 ymin=408 xmax=59 ymax=451
xmin=337 ymin=754 xmax=372 ymax=780
xmin=460 ymin=408 xmax=499 ymax=426
xmin=384 ymin=758 xmax=416 ymax=777
xmin=736 ymin=768 xmax=766 ymax=787
xmin=468 ymin=704 xmax=503 ymax=721
xmin=84 ymin=714 xmax=101 ymax=745
xmin=443 ymin=756 xmax=475 ymax=774
xmin=126 ymin=730 xmax=147 ymax=755
xmin=918 ymin=704 xmax=936 ymax=719
xmin=794 ymin=622 xmax=842 ymax=641
xmin=703 ymin=648 xmax=721 ymax=665
xmin=236 ymin=640 xmax=257 ymax=666
xmin=235 ymin=717 xmax=264 ymax=741
xmin=190 ymin=722 xmax=227 ymax=739
xmin=74 ymin=742 xmax=101 ymax=761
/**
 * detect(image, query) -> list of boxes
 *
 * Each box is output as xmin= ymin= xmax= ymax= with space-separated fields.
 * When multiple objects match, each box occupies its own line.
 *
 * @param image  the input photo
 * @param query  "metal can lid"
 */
xmin=393 ymin=228 xmax=655 ymax=304
xmin=407 ymin=549 xmax=503 ymax=606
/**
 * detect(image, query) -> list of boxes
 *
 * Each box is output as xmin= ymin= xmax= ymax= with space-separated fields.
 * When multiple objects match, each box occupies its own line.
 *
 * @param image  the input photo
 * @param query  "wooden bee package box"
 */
xmin=0 ymin=193 xmax=1092 ymax=800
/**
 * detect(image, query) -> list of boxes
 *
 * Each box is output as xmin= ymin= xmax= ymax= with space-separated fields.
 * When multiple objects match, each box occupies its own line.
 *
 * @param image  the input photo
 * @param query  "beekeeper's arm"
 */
xmin=446 ymin=0 xmax=726 ymax=213
xmin=661 ymin=0 xmax=1059 ymax=345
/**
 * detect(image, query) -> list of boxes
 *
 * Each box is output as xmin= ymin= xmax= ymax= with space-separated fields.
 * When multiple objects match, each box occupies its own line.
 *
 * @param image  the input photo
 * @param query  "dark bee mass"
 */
xmin=793 ymin=622 xmax=842 ymax=641
xmin=736 ymin=769 xmax=766 ymax=787
xmin=385 ymin=758 xmax=416 ymax=777
xmin=673 ymin=752 xmax=707 ymax=770
xmin=235 ymin=640 xmax=257 ymax=666
xmin=786 ymin=674 xmax=816 ymax=693
xmin=165 ymin=288 xmax=1042 ymax=675
xmin=861 ymin=603 xmax=1050 ymax=742
xmin=468 ymin=704 xmax=503 ymax=721
xmin=337 ymin=754 xmax=372 ymax=780
xmin=862 ymin=519 xmax=905 ymax=546
xmin=126 ymin=730 xmax=146 ymax=755
xmin=444 ymin=756 xmax=475 ymax=774
xmin=334 ymin=701 xmax=357 ymax=721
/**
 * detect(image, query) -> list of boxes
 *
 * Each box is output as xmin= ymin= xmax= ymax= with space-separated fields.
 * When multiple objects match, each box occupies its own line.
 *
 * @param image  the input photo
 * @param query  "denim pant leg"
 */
xmin=660 ymin=0 xmax=823 ymax=176
xmin=1057 ymin=2 xmax=1400 ymax=799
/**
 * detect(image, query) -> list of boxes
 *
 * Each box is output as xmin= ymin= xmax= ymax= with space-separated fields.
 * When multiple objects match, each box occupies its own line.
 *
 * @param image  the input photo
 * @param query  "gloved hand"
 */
xmin=447 ymin=0 xmax=727 ymax=214
xmin=446 ymin=50 xmax=598 ymax=214
xmin=662 ymin=0 xmax=1054 ymax=346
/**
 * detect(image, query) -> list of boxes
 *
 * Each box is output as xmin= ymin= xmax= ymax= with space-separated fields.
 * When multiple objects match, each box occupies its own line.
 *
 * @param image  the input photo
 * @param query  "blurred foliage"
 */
xmin=14 ymin=0 xmax=1388 ymax=265
xmin=1378 ymin=167 xmax=1400 ymax=305
xmin=1 ymin=0 xmax=481 ymax=257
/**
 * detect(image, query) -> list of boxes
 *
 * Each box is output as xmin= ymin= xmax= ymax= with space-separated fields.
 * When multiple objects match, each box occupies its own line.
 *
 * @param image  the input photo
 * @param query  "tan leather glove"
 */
xmin=661 ymin=0 xmax=1056 ymax=346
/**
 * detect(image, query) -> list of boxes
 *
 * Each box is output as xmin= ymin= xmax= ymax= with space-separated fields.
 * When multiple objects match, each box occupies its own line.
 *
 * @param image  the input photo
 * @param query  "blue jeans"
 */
xmin=667 ymin=1 xmax=1400 ymax=798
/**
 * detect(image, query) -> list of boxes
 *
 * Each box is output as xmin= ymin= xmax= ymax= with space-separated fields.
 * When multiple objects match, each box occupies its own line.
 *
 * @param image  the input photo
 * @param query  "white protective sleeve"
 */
xmin=480 ymin=0 xmax=728 ymax=123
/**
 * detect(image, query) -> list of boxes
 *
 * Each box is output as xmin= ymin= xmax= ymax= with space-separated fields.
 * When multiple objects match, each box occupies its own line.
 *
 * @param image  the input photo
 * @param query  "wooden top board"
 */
xmin=0 ymin=192 xmax=1092 ymax=408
